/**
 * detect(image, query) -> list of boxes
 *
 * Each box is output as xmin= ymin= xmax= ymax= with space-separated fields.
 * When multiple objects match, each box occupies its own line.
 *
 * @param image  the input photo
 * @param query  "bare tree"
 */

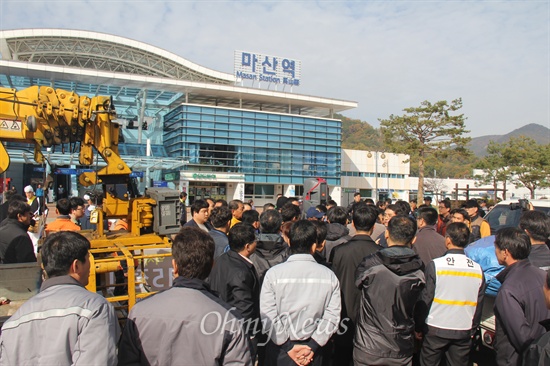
xmin=424 ymin=177 xmax=448 ymax=203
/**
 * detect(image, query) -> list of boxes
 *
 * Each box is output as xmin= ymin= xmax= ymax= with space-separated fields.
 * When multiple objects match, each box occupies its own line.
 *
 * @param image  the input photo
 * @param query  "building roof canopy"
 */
xmin=0 ymin=29 xmax=357 ymax=118
xmin=0 ymin=29 xmax=235 ymax=84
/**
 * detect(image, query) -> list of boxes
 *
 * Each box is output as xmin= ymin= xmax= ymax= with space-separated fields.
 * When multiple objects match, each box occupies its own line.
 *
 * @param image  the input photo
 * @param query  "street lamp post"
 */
xmin=368 ymin=151 xmax=386 ymax=201
xmin=383 ymin=157 xmax=389 ymax=199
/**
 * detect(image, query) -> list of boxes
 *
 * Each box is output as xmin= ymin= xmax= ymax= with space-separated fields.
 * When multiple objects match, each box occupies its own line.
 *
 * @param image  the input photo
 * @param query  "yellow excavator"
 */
xmin=0 ymin=86 xmax=180 ymax=316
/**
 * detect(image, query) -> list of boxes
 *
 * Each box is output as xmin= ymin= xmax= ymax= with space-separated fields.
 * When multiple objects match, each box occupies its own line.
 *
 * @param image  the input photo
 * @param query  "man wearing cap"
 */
xmin=464 ymin=199 xmax=490 ymax=242
xmin=424 ymin=196 xmax=435 ymax=209
xmin=80 ymin=194 xmax=96 ymax=230
xmin=24 ymin=185 xmax=42 ymax=217
xmin=306 ymin=207 xmax=325 ymax=221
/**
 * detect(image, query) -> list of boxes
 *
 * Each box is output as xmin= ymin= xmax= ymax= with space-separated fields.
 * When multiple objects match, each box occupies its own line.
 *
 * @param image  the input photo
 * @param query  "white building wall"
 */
xmin=340 ymin=149 xmax=550 ymax=203
xmin=341 ymin=149 xmax=411 ymax=201
xmin=409 ymin=177 xmax=550 ymax=201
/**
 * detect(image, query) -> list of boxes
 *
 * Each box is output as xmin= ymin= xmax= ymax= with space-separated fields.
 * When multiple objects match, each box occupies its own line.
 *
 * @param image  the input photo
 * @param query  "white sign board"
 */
xmin=234 ymin=50 xmax=302 ymax=87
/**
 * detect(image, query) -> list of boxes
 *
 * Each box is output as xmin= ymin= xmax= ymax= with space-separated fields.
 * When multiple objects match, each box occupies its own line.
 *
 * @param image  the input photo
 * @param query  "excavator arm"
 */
xmin=0 ymin=85 xmax=135 ymax=218
xmin=0 ymin=86 xmax=181 ymax=313
xmin=0 ymin=85 xmax=129 ymax=179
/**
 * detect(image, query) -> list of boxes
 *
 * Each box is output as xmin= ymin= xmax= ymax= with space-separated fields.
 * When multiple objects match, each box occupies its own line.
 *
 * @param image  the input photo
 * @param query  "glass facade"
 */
xmin=164 ymin=105 xmax=341 ymax=185
xmin=341 ymin=171 xmax=406 ymax=179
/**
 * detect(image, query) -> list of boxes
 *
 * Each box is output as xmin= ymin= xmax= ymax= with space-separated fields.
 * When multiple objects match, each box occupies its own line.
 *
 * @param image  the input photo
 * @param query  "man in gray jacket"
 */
xmin=0 ymin=231 xmax=119 ymax=365
xmin=261 ymin=220 xmax=341 ymax=366
xmin=118 ymin=226 xmax=253 ymax=365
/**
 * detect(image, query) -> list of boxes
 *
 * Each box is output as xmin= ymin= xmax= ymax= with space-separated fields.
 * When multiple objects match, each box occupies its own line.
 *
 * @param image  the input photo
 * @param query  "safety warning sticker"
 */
xmin=0 ymin=120 xmax=22 ymax=131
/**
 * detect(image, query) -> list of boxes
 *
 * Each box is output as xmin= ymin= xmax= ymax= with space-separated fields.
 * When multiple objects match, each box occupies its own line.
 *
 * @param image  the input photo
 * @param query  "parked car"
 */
xmin=485 ymin=199 xmax=550 ymax=235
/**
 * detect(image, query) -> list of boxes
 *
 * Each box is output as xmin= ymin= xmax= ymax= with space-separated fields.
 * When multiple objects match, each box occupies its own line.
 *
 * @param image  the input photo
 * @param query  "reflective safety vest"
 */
xmin=427 ymin=253 xmax=483 ymax=331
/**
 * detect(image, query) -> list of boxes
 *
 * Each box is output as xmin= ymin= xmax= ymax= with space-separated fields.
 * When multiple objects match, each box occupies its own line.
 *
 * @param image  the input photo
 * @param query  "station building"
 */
xmin=0 ymin=29 xmax=357 ymax=205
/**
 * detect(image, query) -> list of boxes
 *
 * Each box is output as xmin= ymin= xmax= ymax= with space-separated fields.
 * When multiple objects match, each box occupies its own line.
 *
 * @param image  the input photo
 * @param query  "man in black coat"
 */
xmin=331 ymin=204 xmax=380 ymax=365
xmin=0 ymin=191 xmax=25 ymax=223
xmin=250 ymin=210 xmax=289 ymax=283
xmin=523 ymin=270 xmax=550 ymax=365
xmin=324 ymin=206 xmax=351 ymax=262
xmin=0 ymin=200 xmax=37 ymax=264
xmin=494 ymin=227 xmax=550 ymax=366
xmin=183 ymin=199 xmax=212 ymax=232
xmin=208 ymin=206 xmax=232 ymax=258
xmin=208 ymin=223 xmax=261 ymax=358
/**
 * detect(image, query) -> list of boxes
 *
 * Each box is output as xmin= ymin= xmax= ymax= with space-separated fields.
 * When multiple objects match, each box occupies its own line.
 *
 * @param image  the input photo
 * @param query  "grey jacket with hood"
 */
xmin=325 ymin=223 xmax=351 ymax=262
xmin=354 ymin=246 xmax=425 ymax=365
xmin=0 ymin=275 xmax=119 ymax=365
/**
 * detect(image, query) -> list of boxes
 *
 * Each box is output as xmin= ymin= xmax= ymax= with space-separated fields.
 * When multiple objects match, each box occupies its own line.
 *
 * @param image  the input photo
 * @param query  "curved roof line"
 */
xmin=0 ymin=28 xmax=235 ymax=84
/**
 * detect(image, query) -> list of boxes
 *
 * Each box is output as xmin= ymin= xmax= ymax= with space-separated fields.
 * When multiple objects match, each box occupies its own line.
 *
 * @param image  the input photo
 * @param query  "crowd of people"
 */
xmin=1 ymin=188 xmax=550 ymax=366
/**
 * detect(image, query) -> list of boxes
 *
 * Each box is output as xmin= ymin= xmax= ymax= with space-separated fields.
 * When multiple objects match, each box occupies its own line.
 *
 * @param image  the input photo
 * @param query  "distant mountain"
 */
xmin=469 ymin=123 xmax=550 ymax=157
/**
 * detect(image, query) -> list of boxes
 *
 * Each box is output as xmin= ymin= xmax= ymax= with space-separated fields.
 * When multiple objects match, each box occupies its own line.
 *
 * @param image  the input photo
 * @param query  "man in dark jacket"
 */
xmin=523 ymin=269 xmax=550 ymax=365
xmin=310 ymin=220 xmax=330 ymax=269
xmin=0 ymin=191 xmax=25 ymax=223
xmin=436 ymin=199 xmax=451 ymax=236
xmin=250 ymin=210 xmax=290 ymax=283
xmin=183 ymin=199 xmax=212 ymax=232
xmin=118 ymin=227 xmax=252 ymax=365
xmin=281 ymin=202 xmax=301 ymax=224
xmin=413 ymin=207 xmax=447 ymax=269
xmin=209 ymin=206 xmax=232 ymax=258
xmin=331 ymin=204 xmax=380 ymax=365
xmin=0 ymin=200 xmax=36 ymax=264
xmin=346 ymin=192 xmax=362 ymax=215
xmin=520 ymin=210 xmax=550 ymax=269
xmin=354 ymin=215 xmax=425 ymax=366
xmin=494 ymin=227 xmax=550 ymax=366
xmin=208 ymin=223 xmax=261 ymax=358
xmin=324 ymin=206 xmax=351 ymax=262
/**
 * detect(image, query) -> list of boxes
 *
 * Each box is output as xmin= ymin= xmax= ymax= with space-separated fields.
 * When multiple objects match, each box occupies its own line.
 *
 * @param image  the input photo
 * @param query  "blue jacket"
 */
xmin=465 ymin=235 xmax=504 ymax=296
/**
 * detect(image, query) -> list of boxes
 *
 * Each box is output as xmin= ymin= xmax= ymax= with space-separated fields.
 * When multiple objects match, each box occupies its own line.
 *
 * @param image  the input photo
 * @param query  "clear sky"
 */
xmin=0 ymin=0 xmax=548 ymax=138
